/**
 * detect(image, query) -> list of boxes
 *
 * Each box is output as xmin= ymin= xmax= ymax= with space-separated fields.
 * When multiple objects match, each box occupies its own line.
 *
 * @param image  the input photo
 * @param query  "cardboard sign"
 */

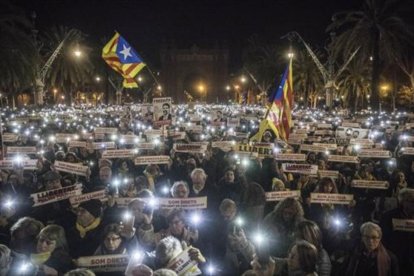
xmin=69 ymin=190 xmax=108 ymax=207
xmin=102 ymin=149 xmax=136 ymax=159
xmin=310 ymin=193 xmax=354 ymax=205
xmin=54 ymin=161 xmax=89 ymax=176
xmin=184 ymin=125 xmax=203 ymax=133
xmin=134 ymin=156 xmax=170 ymax=165
xmin=0 ymin=159 xmax=37 ymax=170
xmin=289 ymin=133 xmax=308 ymax=139
xmin=287 ymin=138 xmax=302 ymax=145
xmin=317 ymin=123 xmax=332 ymax=129
xmin=158 ymin=197 xmax=207 ymax=210
xmin=55 ymin=133 xmax=78 ymax=143
xmin=173 ymin=143 xmax=207 ymax=153
xmin=314 ymin=130 xmax=334 ymax=136
xmin=136 ymin=142 xmax=156 ymax=150
xmin=68 ymin=141 xmax=87 ymax=148
xmin=265 ymin=190 xmax=301 ymax=202
xmin=2 ymin=133 xmax=19 ymax=142
xmin=403 ymin=136 xmax=414 ymax=142
xmin=327 ymin=155 xmax=359 ymax=163
xmin=227 ymin=118 xmax=240 ymax=128
xmin=77 ymin=254 xmax=129 ymax=272
xmin=211 ymin=141 xmax=234 ymax=152
xmin=349 ymin=138 xmax=374 ymax=145
xmin=274 ymin=153 xmax=306 ymax=161
xmin=114 ymin=197 xmax=137 ymax=207
xmin=317 ymin=170 xmax=339 ymax=179
xmin=6 ymin=146 xmax=37 ymax=154
xmin=351 ymin=180 xmax=389 ymax=189
xmin=94 ymin=127 xmax=118 ymax=134
xmin=400 ymin=147 xmax=414 ymax=155
xmin=358 ymin=150 xmax=391 ymax=158
xmin=294 ymin=129 xmax=308 ymax=135
xmin=234 ymin=151 xmax=259 ymax=159
xmin=153 ymin=97 xmax=172 ymax=127
xmin=144 ymin=129 xmax=163 ymax=137
xmin=336 ymin=127 xmax=369 ymax=139
xmin=90 ymin=142 xmax=116 ymax=150
xmin=31 ymin=184 xmax=82 ymax=207
xmin=314 ymin=143 xmax=338 ymax=150
xmin=119 ymin=135 xmax=140 ymax=145
xmin=235 ymin=143 xmax=273 ymax=158
xmin=392 ymin=219 xmax=414 ymax=232
xmin=282 ymin=163 xmax=318 ymax=175
xmin=167 ymin=248 xmax=199 ymax=276
xmin=168 ymin=131 xmax=187 ymax=140
xmin=300 ymin=144 xmax=328 ymax=153
xmin=342 ymin=122 xmax=360 ymax=128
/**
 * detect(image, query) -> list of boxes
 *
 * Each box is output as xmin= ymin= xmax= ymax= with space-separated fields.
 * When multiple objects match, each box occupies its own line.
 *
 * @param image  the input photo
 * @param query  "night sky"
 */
xmin=11 ymin=0 xmax=413 ymax=70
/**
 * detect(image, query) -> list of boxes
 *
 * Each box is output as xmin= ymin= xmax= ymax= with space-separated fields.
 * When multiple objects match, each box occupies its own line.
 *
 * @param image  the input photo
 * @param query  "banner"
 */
xmin=54 ymin=161 xmax=89 ymax=176
xmin=358 ymin=150 xmax=391 ymax=158
xmin=300 ymin=144 xmax=327 ymax=153
xmin=31 ymin=184 xmax=82 ymax=207
xmin=400 ymin=147 xmax=414 ymax=155
xmin=68 ymin=141 xmax=87 ymax=148
xmin=317 ymin=123 xmax=332 ymax=129
xmin=211 ymin=141 xmax=234 ymax=152
xmin=342 ymin=122 xmax=360 ymax=128
xmin=289 ymin=133 xmax=308 ymax=139
xmin=153 ymin=97 xmax=172 ymax=127
xmin=265 ymin=190 xmax=301 ymax=201
xmin=274 ymin=153 xmax=306 ymax=161
xmin=294 ymin=129 xmax=308 ymax=135
xmin=6 ymin=146 xmax=37 ymax=154
xmin=158 ymin=197 xmax=207 ymax=210
xmin=134 ymin=156 xmax=170 ymax=165
xmin=314 ymin=130 xmax=334 ymax=136
xmin=144 ymin=129 xmax=163 ymax=137
xmin=0 ymin=159 xmax=37 ymax=170
xmin=313 ymin=143 xmax=338 ymax=150
xmin=328 ymin=155 xmax=359 ymax=163
xmin=235 ymin=143 xmax=273 ymax=158
xmin=227 ymin=118 xmax=240 ymax=128
xmin=77 ymin=254 xmax=129 ymax=272
xmin=90 ymin=142 xmax=116 ymax=150
xmin=135 ymin=142 xmax=156 ymax=150
xmin=336 ymin=127 xmax=369 ymax=139
xmin=119 ymin=135 xmax=140 ymax=145
xmin=282 ymin=163 xmax=318 ymax=175
xmin=287 ymin=138 xmax=302 ymax=145
xmin=173 ymin=143 xmax=207 ymax=153
xmin=310 ymin=193 xmax=354 ymax=205
xmin=102 ymin=149 xmax=136 ymax=159
xmin=2 ymin=133 xmax=19 ymax=142
xmin=184 ymin=125 xmax=203 ymax=133
xmin=392 ymin=219 xmax=414 ymax=232
xmin=317 ymin=170 xmax=339 ymax=179
xmin=94 ymin=127 xmax=118 ymax=134
xmin=349 ymin=138 xmax=374 ymax=145
xmin=55 ymin=133 xmax=78 ymax=143
xmin=69 ymin=190 xmax=108 ymax=207
xmin=351 ymin=180 xmax=389 ymax=189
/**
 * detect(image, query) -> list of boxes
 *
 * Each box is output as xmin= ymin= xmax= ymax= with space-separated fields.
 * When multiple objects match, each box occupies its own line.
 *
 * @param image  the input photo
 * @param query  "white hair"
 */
xmin=360 ymin=222 xmax=382 ymax=238
xmin=171 ymin=181 xmax=189 ymax=197
xmin=190 ymin=168 xmax=207 ymax=179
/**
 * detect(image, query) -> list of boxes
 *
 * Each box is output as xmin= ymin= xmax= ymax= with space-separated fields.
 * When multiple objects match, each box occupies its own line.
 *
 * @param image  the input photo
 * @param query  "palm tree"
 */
xmin=327 ymin=0 xmax=413 ymax=110
xmin=293 ymin=50 xmax=324 ymax=107
xmin=337 ymin=56 xmax=371 ymax=111
xmin=41 ymin=26 xmax=94 ymax=104
xmin=0 ymin=2 xmax=38 ymax=102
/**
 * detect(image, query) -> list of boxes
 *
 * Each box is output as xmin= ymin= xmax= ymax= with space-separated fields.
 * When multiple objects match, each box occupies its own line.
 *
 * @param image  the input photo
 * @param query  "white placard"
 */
xmin=31 ymin=184 xmax=82 ymax=207
xmin=68 ymin=141 xmax=87 ymax=148
xmin=90 ymin=142 xmax=116 ymax=150
xmin=7 ymin=146 xmax=37 ymax=154
xmin=351 ymin=180 xmax=389 ymax=189
xmin=336 ymin=127 xmax=369 ymax=139
xmin=54 ymin=161 xmax=89 ymax=176
xmin=94 ymin=127 xmax=118 ymax=134
xmin=135 ymin=142 xmax=156 ymax=150
xmin=310 ymin=193 xmax=354 ymax=205
xmin=342 ymin=122 xmax=360 ymax=128
xmin=2 ymin=133 xmax=19 ymax=142
xmin=76 ymin=254 xmax=129 ymax=272
xmin=173 ymin=143 xmax=207 ymax=153
xmin=300 ymin=144 xmax=328 ymax=153
xmin=287 ymin=138 xmax=302 ymax=145
xmin=265 ymin=190 xmax=301 ymax=202
xmin=317 ymin=170 xmax=339 ymax=179
xmin=227 ymin=118 xmax=240 ymax=128
xmin=0 ymin=159 xmax=37 ymax=170
xmin=358 ymin=150 xmax=391 ymax=158
xmin=102 ymin=149 xmax=136 ymax=159
xmin=134 ymin=156 xmax=170 ymax=165
xmin=158 ymin=197 xmax=207 ymax=210
xmin=274 ymin=153 xmax=306 ymax=161
xmin=350 ymin=138 xmax=374 ymax=145
xmin=211 ymin=141 xmax=234 ymax=152
xmin=119 ymin=135 xmax=140 ymax=145
xmin=69 ymin=190 xmax=108 ymax=207
xmin=282 ymin=163 xmax=318 ymax=175
xmin=317 ymin=123 xmax=332 ymax=129
xmin=392 ymin=219 xmax=414 ymax=232
xmin=400 ymin=147 xmax=414 ymax=155
xmin=328 ymin=155 xmax=359 ymax=163
xmin=314 ymin=143 xmax=338 ymax=150
xmin=167 ymin=248 xmax=199 ymax=276
xmin=55 ymin=133 xmax=77 ymax=143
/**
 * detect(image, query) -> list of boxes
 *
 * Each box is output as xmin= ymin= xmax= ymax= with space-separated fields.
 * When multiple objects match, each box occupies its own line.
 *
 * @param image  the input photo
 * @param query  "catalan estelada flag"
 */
xmin=250 ymin=59 xmax=293 ymax=142
xmin=102 ymin=32 xmax=146 ymax=88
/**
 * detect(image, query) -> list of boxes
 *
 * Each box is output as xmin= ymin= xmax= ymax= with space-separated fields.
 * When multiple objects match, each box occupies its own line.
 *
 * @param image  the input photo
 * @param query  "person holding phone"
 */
xmin=94 ymin=223 xmax=139 ymax=255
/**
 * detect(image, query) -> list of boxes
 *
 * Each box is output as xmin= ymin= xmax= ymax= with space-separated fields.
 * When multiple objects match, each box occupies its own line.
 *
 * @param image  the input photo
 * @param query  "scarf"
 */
xmin=76 ymin=217 xmax=101 ymax=238
xmin=376 ymin=243 xmax=391 ymax=276
xmin=30 ymin=251 xmax=51 ymax=265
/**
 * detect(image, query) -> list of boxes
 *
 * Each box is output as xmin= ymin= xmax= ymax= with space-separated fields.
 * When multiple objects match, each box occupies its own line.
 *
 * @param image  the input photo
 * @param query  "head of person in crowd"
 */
xmin=398 ymin=188 xmax=414 ymax=218
xmin=64 ymin=268 xmax=96 ymax=276
xmin=65 ymin=152 xmax=79 ymax=163
xmin=315 ymin=177 xmax=338 ymax=194
xmin=117 ymin=159 xmax=133 ymax=175
xmin=190 ymin=168 xmax=207 ymax=193
xmin=10 ymin=217 xmax=44 ymax=254
xmin=55 ymin=151 xmax=66 ymax=161
xmin=0 ymin=244 xmax=11 ymax=276
xmin=135 ymin=175 xmax=150 ymax=193
xmin=317 ymin=159 xmax=327 ymax=170
xmin=99 ymin=159 xmax=113 ymax=169
xmin=295 ymin=220 xmax=323 ymax=251
xmin=99 ymin=166 xmax=112 ymax=185
xmin=42 ymin=171 xmax=62 ymax=191
xmin=97 ymin=224 xmax=128 ymax=255
xmin=306 ymin=152 xmax=317 ymax=164
xmin=35 ymin=224 xmax=68 ymax=254
xmin=171 ymin=181 xmax=189 ymax=198
xmin=166 ymin=209 xmax=187 ymax=238
xmin=390 ymin=170 xmax=407 ymax=190
xmin=144 ymin=164 xmax=161 ymax=179
xmin=287 ymin=240 xmax=318 ymax=275
xmin=128 ymin=196 xmax=153 ymax=226
xmin=242 ymin=182 xmax=266 ymax=207
xmin=223 ymin=167 xmax=235 ymax=184
xmin=219 ymin=199 xmax=237 ymax=222
xmin=119 ymin=177 xmax=138 ymax=198
xmin=267 ymin=197 xmax=304 ymax=227
xmin=36 ymin=158 xmax=51 ymax=173
xmin=186 ymin=158 xmax=197 ymax=176
xmin=360 ymin=222 xmax=383 ymax=253
xmin=76 ymin=199 xmax=102 ymax=228
xmin=155 ymin=236 xmax=182 ymax=268
xmin=272 ymin=178 xmax=286 ymax=191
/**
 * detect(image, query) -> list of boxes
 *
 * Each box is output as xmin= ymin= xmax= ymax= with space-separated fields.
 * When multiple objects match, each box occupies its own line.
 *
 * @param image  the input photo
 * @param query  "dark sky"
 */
xmin=11 ymin=0 xmax=410 ymax=70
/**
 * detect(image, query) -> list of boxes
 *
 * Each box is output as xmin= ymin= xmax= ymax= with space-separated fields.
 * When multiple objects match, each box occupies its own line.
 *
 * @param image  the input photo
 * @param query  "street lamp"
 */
xmin=240 ymin=76 xmax=247 ymax=83
xmin=138 ymin=76 xmax=143 ymax=82
xmin=287 ymin=52 xmax=294 ymax=59
xmin=225 ymin=85 xmax=231 ymax=91
xmin=95 ymin=76 xmax=101 ymax=82
xmin=198 ymin=84 xmax=206 ymax=102
xmin=73 ymin=50 xmax=82 ymax=58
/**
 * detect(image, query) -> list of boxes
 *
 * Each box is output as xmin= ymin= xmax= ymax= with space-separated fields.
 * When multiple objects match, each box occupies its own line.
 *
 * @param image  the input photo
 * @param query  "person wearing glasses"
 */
xmin=343 ymin=222 xmax=399 ymax=276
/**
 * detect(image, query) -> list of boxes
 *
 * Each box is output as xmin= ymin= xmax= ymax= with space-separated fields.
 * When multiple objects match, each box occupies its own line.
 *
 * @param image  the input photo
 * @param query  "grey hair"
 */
xmin=171 ymin=181 xmax=189 ymax=197
xmin=219 ymin=198 xmax=237 ymax=213
xmin=190 ymin=168 xmax=207 ymax=179
xmin=154 ymin=269 xmax=178 ymax=276
xmin=156 ymin=236 xmax=183 ymax=265
xmin=0 ymin=244 xmax=11 ymax=270
xmin=360 ymin=222 xmax=382 ymax=238
xmin=398 ymin=188 xmax=414 ymax=203
xmin=64 ymin=268 xmax=96 ymax=276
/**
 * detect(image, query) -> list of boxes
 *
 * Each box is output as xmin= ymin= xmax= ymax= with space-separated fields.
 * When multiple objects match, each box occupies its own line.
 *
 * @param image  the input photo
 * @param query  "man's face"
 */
xmin=99 ymin=168 xmax=112 ymax=183
xmin=162 ymin=105 xmax=169 ymax=115
xmin=45 ymin=179 xmax=62 ymax=190
xmin=173 ymin=184 xmax=188 ymax=198
xmin=169 ymin=216 xmax=185 ymax=236
xmin=220 ymin=207 xmax=236 ymax=221
xmin=191 ymin=173 xmax=206 ymax=191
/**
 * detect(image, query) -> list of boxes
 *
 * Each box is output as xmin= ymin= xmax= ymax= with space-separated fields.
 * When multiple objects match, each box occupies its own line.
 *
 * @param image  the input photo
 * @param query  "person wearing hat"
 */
xmin=42 ymin=171 xmax=62 ymax=191
xmin=67 ymin=199 xmax=105 ymax=258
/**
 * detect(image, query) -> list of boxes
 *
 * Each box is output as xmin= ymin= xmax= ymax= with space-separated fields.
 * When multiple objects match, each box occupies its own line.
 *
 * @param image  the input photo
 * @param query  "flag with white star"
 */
xmin=102 ymin=32 xmax=146 ymax=88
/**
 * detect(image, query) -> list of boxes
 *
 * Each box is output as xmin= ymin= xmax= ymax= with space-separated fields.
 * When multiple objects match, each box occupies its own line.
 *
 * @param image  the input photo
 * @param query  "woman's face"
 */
xmin=282 ymin=206 xmax=296 ymax=223
xmin=322 ymin=182 xmax=333 ymax=193
xmin=287 ymin=245 xmax=300 ymax=272
xmin=398 ymin=172 xmax=405 ymax=182
xmin=36 ymin=235 xmax=57 ymax=253
xmin=104 ymin=232 xmax=122 ymax=252
xmin=224 ymin=171 xmax=235 ymax=183
xmin=362 ymin=228 xmax=381 ymax=252
xmin=169 ymin=216 xmax=185 ymax=236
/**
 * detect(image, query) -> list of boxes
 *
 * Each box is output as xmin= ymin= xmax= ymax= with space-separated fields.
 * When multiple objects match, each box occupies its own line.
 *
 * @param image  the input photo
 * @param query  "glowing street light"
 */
xmin=287 ymin=52 xmax=294 ymax=58
xmin=138 ymin=76 xmax=143 ymax=82
xmin=95 ymin=76 xmax=101 ymax=82
xmin=226 ymin=85 xmax=231 ymax=91
xmin=73 ymin=50 xmax=82 ymax=58
xmin=240 ymin=76 xmax=247 ymax=83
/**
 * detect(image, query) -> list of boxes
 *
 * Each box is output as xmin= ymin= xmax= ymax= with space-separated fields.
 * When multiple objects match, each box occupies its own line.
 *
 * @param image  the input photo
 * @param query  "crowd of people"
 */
xmin=0 ymin=103 xmax=413 ymax=276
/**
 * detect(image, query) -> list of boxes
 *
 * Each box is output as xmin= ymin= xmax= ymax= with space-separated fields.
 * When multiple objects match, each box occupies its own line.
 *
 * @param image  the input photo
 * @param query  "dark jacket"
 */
xmin=67 ymin=221 xmax=105 ymax=258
